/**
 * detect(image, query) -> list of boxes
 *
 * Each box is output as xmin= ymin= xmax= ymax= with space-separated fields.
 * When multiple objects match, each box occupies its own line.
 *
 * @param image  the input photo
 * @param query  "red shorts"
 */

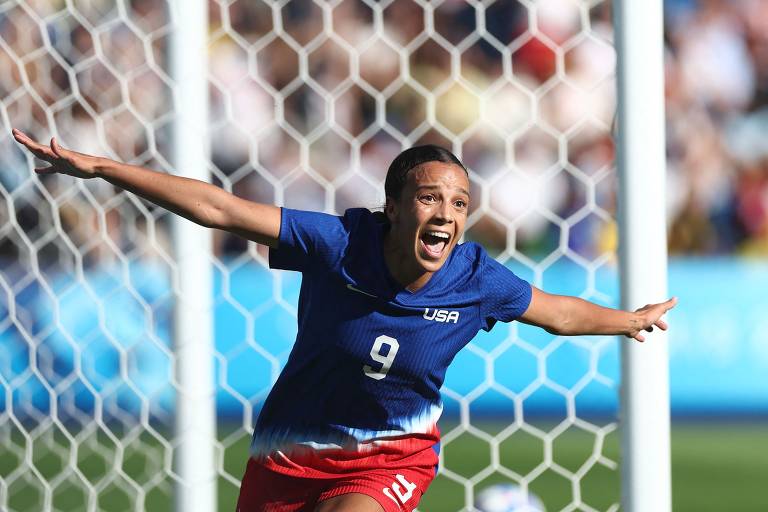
xmin=236 ymin=456 xmax=436 ymax=512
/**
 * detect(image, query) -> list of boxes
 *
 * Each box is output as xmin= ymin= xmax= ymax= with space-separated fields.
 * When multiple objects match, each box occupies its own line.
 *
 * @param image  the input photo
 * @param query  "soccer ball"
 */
xmin=474 ymin=483 xmax=546 ymax=512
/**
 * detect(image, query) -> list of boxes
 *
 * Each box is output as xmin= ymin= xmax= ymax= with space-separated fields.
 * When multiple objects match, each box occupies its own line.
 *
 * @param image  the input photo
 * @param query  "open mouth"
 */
xmin=420 ymin=230 xmax=451 ymax=260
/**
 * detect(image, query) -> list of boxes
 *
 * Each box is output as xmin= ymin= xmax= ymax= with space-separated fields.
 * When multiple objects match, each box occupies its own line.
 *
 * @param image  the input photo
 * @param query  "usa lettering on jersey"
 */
xmin=423 ymin=308 xmax=459 ymax=323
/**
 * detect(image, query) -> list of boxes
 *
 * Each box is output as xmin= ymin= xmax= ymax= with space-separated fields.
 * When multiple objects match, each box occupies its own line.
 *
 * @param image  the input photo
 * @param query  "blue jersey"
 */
xmin=252 ymin=208 xmax=531 ymax=474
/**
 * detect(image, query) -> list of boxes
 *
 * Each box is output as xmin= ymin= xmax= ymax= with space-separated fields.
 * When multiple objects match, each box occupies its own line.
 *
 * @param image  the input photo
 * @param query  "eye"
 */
xmin=454 ymin=199 xmax=468 ymax=209
xmin=419 ymin=194 xmax=437 ymax=204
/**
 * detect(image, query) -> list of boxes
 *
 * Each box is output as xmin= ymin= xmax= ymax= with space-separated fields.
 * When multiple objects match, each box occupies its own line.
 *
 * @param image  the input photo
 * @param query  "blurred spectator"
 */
xmin=2 ymin=0 xmax=768 ymax=275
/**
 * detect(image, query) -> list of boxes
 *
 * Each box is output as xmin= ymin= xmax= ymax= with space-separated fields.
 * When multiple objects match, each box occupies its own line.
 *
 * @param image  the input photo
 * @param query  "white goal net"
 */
xmin=0 ymin=0 xmax=620 ymax=510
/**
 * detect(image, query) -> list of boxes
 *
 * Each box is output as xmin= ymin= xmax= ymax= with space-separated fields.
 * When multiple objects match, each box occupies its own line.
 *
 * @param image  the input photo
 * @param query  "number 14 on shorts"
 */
xmin=382 ymin=474 xmax=417 ymax=507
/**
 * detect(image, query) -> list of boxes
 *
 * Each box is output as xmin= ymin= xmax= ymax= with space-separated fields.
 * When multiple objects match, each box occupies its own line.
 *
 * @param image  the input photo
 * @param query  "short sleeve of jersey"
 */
xmin=479 ymin=256 xmax=532 ymax=331
xmin=268 ymin=208 xmax=350 ymax=272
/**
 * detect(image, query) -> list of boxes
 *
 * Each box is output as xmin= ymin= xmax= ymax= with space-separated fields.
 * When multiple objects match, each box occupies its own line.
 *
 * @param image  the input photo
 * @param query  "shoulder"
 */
xmin=431 ymin=241 xmax=488 ymax=291
xmin=453 ymin=241 xmax=491 ymax=270
xmin=271 ymin=208 xmax=375 ymax=272
xmin=340 ymin=207 xmax=383 ymax=230
xmin=279 ymin=207 xmax=377 ymax=238
xmin=338 ymin=208 xmax=390 ymax=248
xmin=451 ymin=241 xmax=530 ymax=293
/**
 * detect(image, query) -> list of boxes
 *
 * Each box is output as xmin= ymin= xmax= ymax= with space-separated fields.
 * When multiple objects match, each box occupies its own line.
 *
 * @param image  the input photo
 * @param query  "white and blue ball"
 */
xmin=474 ymin=483 xmax=546 ymax=512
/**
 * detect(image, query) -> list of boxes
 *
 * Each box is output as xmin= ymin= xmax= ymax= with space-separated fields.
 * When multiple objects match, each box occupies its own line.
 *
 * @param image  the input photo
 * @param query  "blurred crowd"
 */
xmin=665 ymin=0 xmax=768 ymax=254
xmin=1 ymin=0 xmax=768 ymax=274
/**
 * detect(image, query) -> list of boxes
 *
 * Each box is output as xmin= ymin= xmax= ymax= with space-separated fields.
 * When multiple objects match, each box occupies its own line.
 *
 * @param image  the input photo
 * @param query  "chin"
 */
xmin=415 ymin=251 xmax=450 ymax=274
xmin=417 ymin=260 xmax=442 ymax=273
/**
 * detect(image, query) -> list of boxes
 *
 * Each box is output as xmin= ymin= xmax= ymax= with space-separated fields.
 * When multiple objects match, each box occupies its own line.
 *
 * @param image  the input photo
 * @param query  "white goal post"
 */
xmin=0 ymin=0 xmax=669 ymax=511
xmin=614 ymin=1 xmax=671 ymax=511
xmin=169 ymin=0 xmax=216 ymax=511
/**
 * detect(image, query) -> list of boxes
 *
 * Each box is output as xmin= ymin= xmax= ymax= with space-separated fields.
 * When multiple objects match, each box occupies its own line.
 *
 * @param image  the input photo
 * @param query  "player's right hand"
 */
xmin=12 ymin=128 xmax=102 ymax=179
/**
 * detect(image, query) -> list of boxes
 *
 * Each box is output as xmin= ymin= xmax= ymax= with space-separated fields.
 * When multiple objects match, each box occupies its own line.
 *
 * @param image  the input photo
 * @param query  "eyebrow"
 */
xmin=415 ymin=184 xmax=471 ymax=197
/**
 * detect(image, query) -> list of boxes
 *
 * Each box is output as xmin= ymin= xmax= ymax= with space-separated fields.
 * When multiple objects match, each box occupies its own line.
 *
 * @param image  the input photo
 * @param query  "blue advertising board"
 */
xmin=1 ymin=258 xmax=766 ymax=421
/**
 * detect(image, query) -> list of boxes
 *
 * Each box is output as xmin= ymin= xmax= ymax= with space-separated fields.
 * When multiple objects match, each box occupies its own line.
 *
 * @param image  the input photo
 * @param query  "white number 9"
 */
xmin=363 ymin=335 xmax=399 ymax=380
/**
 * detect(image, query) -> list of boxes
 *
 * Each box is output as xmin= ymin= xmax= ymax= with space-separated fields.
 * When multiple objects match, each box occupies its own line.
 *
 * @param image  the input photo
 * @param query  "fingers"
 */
xmin=648 ymin=298 xmax=675 ymax=330
xmin=11 ymin=128 xmax=27 ymax=141
xmin=12 ymin=128 xmax=58 ymax=162
xmin=50 ymin=137 xmax=68 ymax=160
xmin=50 ymin=137 xmax=76 ymax=168
xmin=644 ymin=320 xmax=669 ymax=332
xmin=12 ymin=129 xmax=80 ymax=179
xmin=12 ymin=128 xmax=40 ymax=149
xmin=627 ymin=297 xmax=677 ymax=344
xmin=639 ymin=297 xmax=678 ymax=312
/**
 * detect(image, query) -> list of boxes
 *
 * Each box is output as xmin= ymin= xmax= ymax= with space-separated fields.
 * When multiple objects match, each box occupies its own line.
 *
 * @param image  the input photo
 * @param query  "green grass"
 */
xmin=667 ymin=422 xmax=768 ymax=512
xmin=1 ymin=421 xmax=766 ymax=511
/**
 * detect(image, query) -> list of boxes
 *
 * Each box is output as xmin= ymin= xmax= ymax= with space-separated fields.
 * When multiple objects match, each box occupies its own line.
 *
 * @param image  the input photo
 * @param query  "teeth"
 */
xmin=427 ymin=231 xmax=449 ymax=239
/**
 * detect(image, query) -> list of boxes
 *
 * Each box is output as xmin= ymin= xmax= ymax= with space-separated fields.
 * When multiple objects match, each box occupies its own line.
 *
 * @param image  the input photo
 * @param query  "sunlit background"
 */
xmin=1 ymin=0 xmax=766 ymax=510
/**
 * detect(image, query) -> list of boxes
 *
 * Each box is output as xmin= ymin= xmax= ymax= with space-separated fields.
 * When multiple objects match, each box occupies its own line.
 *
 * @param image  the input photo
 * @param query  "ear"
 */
xmin=385 ymin=198 xmax=398 ymax=224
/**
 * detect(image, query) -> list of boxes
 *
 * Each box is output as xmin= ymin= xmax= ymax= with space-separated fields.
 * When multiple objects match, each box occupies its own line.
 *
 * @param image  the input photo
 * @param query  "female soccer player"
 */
xmin=13 ymin=129 xmax=676 ymax=512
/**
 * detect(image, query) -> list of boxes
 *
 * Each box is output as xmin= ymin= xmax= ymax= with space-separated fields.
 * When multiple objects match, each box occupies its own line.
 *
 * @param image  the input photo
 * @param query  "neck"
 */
xmin=382 ymin=233 xmax=433 ymax=292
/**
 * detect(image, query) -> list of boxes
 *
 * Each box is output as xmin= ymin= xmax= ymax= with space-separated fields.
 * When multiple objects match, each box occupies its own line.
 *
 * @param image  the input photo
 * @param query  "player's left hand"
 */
xmin=628 ymin=297 xmax=678 ymax=342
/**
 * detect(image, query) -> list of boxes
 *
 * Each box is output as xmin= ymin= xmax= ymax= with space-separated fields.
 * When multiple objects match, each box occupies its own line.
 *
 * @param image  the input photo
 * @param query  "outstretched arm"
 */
xmin=12 ymin=129 xmax=281 ymax=246
xmin=519 ymin=286 xmax=677 ymax=342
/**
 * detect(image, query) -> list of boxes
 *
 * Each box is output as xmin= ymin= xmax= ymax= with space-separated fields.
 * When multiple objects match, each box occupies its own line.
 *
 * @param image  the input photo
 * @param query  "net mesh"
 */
xmin=0 ymin=0 xmax=620 ymax=510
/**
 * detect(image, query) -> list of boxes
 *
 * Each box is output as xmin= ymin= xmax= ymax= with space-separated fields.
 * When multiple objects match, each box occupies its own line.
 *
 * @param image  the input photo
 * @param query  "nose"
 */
xmin=435 ymin=200 xmax=453 ymax=224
